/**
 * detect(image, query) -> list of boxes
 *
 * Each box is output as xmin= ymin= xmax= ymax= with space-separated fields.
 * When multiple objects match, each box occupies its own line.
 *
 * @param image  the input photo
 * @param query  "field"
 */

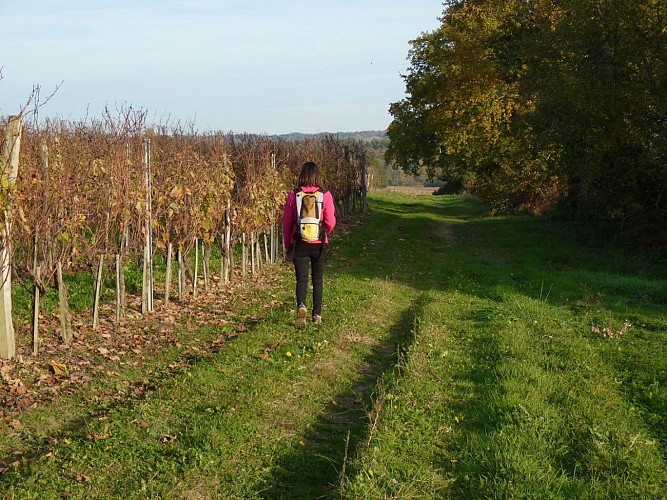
xmin=1 ymin=191 xmax=666 ymax=498
xmin=383 ymin=186 xmax=439 ymax=195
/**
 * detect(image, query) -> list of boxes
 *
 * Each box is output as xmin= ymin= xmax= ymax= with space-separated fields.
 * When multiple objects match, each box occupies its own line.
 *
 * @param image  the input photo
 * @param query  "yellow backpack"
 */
xmin=295 ymin=188 xmax=324 ymax=242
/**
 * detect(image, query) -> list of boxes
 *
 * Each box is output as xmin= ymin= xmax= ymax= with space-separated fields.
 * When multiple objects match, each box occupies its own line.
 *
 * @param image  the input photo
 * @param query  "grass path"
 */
xmin=1 ymin=191 xmax=666 ymax=498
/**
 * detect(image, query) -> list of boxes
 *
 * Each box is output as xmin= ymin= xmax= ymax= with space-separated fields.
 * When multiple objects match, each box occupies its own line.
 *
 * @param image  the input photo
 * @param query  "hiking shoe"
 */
xmin=295 ymin=304 xmax=308 ymax=329
xmin=312 ymin=314 xmax=322 ymax=325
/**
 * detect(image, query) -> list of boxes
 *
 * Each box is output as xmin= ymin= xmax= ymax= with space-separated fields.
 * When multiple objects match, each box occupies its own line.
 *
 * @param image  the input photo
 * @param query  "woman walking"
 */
xmin=283 ymin=162 xmax=336 ymax=329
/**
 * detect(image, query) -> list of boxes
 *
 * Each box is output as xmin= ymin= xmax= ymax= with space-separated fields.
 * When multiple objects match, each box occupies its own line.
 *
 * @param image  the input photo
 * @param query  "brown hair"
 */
xmin=298 ymin=161 xmax=323 ymax=188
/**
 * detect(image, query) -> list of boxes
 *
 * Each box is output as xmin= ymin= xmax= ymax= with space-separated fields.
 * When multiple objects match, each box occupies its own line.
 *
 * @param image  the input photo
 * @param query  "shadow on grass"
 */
xmin=328 ymin=193 xmax=667 ymax=486
xmin=258 ymin=294 xmax=431 ymax=499
xmin=0 ymin=322 xmax=255 ymax=486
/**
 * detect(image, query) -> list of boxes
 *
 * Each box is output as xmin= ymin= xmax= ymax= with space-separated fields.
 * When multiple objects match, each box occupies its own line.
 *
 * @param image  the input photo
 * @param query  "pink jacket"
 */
xmin=283 ymin=185 xmax=336 ymax=250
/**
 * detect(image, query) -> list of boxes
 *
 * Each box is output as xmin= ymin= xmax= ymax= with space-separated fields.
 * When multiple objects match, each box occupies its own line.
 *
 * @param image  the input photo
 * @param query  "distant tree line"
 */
xmin=274 ymin=130 xmax=387 ymax=142
xmin=386 ymin=0 xmax=666 ymax=241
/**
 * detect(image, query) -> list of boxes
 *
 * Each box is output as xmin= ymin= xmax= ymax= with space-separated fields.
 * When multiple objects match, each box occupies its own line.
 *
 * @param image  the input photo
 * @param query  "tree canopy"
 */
xmin=387 ymin=0 xmax=666 ymax=238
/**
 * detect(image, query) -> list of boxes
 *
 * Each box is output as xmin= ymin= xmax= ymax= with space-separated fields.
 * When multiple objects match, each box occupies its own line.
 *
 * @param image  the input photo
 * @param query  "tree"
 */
xmin=387 ymin=0 xmax=666 ymax=235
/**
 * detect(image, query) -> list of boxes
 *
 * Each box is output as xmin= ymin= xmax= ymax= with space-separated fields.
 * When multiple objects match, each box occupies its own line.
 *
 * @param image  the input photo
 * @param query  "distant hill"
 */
xmin=273 ymin=130 xmax=387 ymax=142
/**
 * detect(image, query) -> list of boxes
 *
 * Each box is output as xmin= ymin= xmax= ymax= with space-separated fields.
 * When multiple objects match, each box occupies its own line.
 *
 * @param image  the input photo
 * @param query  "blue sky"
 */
xmin=1 ymin=1 xmax=443 ymax=134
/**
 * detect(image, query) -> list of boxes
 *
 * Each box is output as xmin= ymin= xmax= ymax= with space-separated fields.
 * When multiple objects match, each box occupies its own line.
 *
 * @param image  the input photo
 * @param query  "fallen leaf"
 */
xmin=75 ymin=473 xmax=92 ymax=482
xmin=87 ymin=433 xmax=109 ymax=441
xmin=132 ymin=418 xmax=150 ymax=429
xmin=8 ymin=420 xmax=23 ymax=431
xmin=49 ymin=360 xmax=69 ymax=376
xmin=8 ymin=379 xmax=27 ymax=395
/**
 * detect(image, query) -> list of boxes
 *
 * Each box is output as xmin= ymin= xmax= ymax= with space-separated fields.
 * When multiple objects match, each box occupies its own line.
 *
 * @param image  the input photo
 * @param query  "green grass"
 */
xmin=1 ymin=191 xmax=666 ymax=498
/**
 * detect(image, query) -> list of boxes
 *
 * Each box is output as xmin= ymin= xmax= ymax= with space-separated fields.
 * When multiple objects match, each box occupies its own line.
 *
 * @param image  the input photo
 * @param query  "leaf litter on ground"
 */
xmin=0 ymin=268 xmax=288 ymax=431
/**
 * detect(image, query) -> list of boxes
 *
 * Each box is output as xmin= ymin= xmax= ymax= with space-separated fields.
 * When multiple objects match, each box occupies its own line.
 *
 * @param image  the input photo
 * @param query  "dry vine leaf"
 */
xmin=49 ymin=360 xmax=69 ymax=377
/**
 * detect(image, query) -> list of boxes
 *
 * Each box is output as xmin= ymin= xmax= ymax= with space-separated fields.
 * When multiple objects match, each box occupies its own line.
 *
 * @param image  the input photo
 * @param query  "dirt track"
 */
xmin=382 ymin=186 xmax=439 ymax=195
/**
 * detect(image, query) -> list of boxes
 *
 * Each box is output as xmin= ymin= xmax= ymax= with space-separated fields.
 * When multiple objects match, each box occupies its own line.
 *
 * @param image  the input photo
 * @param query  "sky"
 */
xmin=1 ymin=1 xmax=443 ymax=135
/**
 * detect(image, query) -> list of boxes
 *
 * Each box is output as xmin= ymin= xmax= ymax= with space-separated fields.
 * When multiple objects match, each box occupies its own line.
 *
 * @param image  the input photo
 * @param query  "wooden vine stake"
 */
xmin=222 ymin=201 xmax=231 ymax=284
xmin=92 ymin=255 xmax=104 ymax=329
xmin=31 ymin=243 xmax=40 ymax=355
xmin=193 ymin=238 xmax=199 ymax=298
xmin=57 ymin=261 xmax=72 ymax=343
xmin=40 ymin=140 xmax=54 ymax=274
xmin=141 ymin=138 xmax=154 ymax=314
xmin=164 ymin=242 xmax=173 ymax=306
xmin=242 ymin=232 xmax=247 ymax=278
xmin=202 ymin=240 xmax=210 ymax=292
xmin=32 ymin=140 xmax=50 ymax=354
xmin=230 ymin=238 xmax=235 ymax=276
xmin=250 ymin=231 xmax=259 ymax=276
xmin=116 ymin=147 xmax=130 ymax=324
xmin=115 ymin=253 xmax=125 ymax=324
xmin=361 ymin=150 xmax=367 ymax=213
xmin=178 ymin=246 xmax=185 ymax=301
xmin=270 ymin=152 xmax=276 ymax=264
xmin=0 ymin=116 xmax=22 ymax=359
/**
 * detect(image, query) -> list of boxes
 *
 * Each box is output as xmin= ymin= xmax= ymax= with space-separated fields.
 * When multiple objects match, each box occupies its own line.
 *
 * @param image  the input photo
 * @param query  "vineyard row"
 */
xmin=0 ymin=109 xmax=369 ymax=359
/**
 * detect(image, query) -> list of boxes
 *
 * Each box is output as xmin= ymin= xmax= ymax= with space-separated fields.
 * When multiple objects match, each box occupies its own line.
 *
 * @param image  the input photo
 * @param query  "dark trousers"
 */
xmin=293 ymin=242 xmax=328 ymax=316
